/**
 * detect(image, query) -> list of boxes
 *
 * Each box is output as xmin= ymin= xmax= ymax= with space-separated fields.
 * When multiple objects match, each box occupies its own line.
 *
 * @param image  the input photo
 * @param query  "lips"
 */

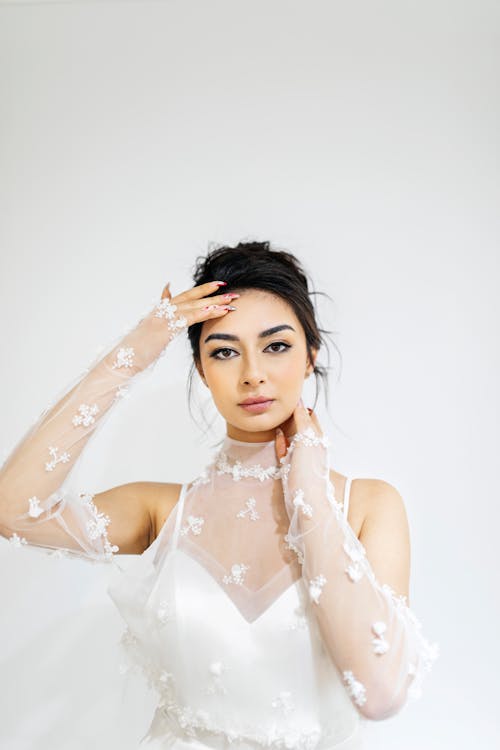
xmin=238 ymin=397 xmax=275 ymax=414
xmin=239 ymin=397 xmax=273 ymax=405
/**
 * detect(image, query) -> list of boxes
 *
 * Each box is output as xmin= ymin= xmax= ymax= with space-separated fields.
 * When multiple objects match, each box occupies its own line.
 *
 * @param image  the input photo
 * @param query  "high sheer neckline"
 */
xmin=220 ymin=434 xmax=282 ymax=474
xmin=223 ymin=436 xmax=276 ymax=447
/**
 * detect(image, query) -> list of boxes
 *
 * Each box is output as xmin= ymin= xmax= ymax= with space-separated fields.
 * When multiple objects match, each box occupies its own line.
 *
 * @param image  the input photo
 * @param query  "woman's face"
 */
xmin=197 ymin=289 xmax=317 ymax=442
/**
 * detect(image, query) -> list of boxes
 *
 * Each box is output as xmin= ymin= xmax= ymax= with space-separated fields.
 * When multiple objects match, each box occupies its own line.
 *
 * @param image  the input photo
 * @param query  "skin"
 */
xmin=94 ymin=282 xmax=411 ymax=605
xmin=195 ymin=288 xmax=317 ymax=443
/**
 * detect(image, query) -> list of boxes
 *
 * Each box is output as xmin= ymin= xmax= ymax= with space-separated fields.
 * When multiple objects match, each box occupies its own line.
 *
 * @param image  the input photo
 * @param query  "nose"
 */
xmin=240 ymin=356 xmax=266 ymax=387
xmin=242 ymin=375 xmax=265 ymax=386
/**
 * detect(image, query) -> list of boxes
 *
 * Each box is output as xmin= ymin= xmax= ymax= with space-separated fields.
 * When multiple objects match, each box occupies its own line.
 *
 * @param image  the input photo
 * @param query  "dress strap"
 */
xmin=343 ymin=477 xmax=352 ymax=519
xmin=171 ymin=482 xmax=188 ymax=547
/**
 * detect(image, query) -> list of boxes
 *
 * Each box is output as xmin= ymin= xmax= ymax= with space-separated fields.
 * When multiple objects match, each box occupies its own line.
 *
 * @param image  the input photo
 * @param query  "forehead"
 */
xmin=200 ymin=288 xmax=301 ymax=342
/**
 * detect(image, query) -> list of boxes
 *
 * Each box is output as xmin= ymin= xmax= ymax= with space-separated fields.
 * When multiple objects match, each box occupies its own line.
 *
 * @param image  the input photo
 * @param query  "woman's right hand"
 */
xmin=159 ymin=279 xmax=239 ymax=326
xmin=102 ymin=280 xmax=238 ymax=371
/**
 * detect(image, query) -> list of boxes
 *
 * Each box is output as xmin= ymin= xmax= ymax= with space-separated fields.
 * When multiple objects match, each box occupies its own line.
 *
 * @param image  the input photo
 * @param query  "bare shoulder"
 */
xmin=329 ymin=470 xmax=407 ymax=528
xmin=329 ymin=470 xmax=411 ymax=602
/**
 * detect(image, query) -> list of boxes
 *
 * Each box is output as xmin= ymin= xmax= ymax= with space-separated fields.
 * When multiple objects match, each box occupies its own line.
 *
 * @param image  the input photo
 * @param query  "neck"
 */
xmin=220 ymin=434 xmax=280 ymax=471
xmin=226 ymin=426 xmax=279 ymax=444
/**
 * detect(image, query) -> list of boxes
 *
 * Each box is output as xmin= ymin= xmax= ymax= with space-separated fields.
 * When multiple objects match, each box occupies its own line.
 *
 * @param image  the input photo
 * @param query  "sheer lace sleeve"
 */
xmin=0 ymin=297 xmax=187 ymax=562
xmin=279 ymin=426 xmax=440 ymax=721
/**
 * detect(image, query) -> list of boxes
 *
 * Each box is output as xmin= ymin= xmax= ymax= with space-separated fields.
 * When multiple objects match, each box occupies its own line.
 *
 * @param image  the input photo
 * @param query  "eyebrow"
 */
xmin=203 ymin=324 xmax=296 ymax=345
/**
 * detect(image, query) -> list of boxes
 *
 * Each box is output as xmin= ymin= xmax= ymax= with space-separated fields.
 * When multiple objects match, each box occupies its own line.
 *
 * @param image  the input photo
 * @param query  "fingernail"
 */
xmin=298 ymin=397 xmax=304 ymax=407
xmin=224 ymin=305 xmax=237 ymax=311
xmin=276 ymin=427 xmax=283 ymax=437
xmin=215 ymin=281 xmax=227 ymax=286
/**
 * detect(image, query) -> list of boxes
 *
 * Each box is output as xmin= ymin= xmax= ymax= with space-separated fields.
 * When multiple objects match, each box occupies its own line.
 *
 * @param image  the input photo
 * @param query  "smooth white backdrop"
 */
xmin=0 ymin=1 xmax=498 ymax=748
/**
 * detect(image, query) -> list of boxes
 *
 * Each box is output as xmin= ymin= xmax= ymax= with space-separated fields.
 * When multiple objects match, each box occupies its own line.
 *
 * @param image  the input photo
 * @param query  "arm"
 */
xmin=0 ymin=281 xmax=234 ymax=562
xmin=276 ymin=404 xmax=439 ymax=720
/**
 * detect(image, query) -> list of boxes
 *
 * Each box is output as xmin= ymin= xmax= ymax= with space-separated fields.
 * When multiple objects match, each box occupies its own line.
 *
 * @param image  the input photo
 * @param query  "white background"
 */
xmin=0 ymin=0 xmax=499 ymax=748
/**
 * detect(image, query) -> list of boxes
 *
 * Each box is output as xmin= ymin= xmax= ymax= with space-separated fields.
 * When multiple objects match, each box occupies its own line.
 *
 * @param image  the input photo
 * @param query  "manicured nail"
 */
xmin=224 ymin=293 xmax=240 ymax=300
xmin=215 ymin=281 xmax=227 ymax=286
xmin=224 ymin=305 xmax=237 ymax=311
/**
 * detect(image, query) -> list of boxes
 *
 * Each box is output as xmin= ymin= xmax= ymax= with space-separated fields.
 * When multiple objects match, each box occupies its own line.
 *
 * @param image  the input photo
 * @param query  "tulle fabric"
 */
xmin=0 ymin=296 xmax=187 ymax=560
xmin=279 ymin=428 xmax=439 ymax=719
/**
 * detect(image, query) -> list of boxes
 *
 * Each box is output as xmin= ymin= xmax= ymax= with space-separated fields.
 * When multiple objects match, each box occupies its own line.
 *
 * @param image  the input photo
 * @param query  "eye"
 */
xmin=209 ymin=342 xmax=292 ymax=360
xmin=210 ymin=347 xmax=237 ymax=360
xmin=266 ymin=341 xmax=291 ymax=353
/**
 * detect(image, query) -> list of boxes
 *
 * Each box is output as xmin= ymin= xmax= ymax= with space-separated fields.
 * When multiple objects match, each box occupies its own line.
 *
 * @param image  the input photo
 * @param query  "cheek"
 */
xmin=204 ymin=363 xmax=232 ymax=398
xmin=279 ymin=351 xmax=306 ymax=383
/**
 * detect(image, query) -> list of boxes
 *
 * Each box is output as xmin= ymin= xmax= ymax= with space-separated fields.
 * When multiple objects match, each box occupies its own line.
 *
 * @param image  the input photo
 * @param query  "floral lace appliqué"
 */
xmin=342 ymin=670 xmax=367 ymax=706
xmin=222 ymin=562 xmax=250 ymax=586
xmin=215 ymin=452 xmax=283 ymax=482
xmin=154 ymin=299 xmax=188 ymax=336
xmin=111 ymin=346 xmax=135 ymax=370
xmin=72 ymin=403 xmax=100 ymax=427
xmin=205 ymin=660 xmax=229 ymax=695
xmin=291 ymin=488 xmax=313 ymax=518
xmin=289 ymin=428 xmax=330 ymax=450
xmin=308 ymin=574 xmax=327 ymax=604
xmin=157 ymin=600 xmax=174 ymax=625
xmin=9 ymin=532 xmax=27 ymax=547
xmin=283 ymin=601 xmax=308 ymax=631
xmin=180 ymin=515 xmax=205 ymax=536
xmin=120 ymin=630 xmax=323 ymax=750
xmin=114 ymin=384 xmax=130 ymax=401
xmin=28 ymin=496 xmax=44 ymax=518
xmin=371 ymin=621 xmax=390 ymax=655
xmin=49 ymin=548 xmax=69 ymax=559
xmin=271 ymin=690 xmax=295 ymax=716
xmin=79 ymin=491 xmax=119 ymax=559
xmin=343 ymin=538 xmax=365 ymax=582
xmin=236 ymin=497 xmax=260 ymax=521
xmin=345 ymin=563 xmax=364 ymax=582
xmin=45 ymin=445 xmax=71 ymax=472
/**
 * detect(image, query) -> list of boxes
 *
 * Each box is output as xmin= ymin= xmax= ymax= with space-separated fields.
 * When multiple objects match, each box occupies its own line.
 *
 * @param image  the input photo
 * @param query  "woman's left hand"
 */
xmin=275 ymin=399 xmax=324 ymax=463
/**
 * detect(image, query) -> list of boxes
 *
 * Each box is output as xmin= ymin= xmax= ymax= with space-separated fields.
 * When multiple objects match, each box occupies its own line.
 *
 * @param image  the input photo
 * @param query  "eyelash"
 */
xmin=209 ymin=342 xmax=292 ymax=360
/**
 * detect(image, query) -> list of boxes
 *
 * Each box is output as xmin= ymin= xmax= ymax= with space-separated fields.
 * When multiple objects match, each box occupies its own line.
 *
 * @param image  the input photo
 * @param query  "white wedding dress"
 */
xmin=0 ymin=294 xmax=439 ymax=750
xmin=110 ymin=442 xmax=367 ymax=750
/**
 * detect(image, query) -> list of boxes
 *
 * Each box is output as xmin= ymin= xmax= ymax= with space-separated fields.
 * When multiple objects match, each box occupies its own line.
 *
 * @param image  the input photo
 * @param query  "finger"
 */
xmin=187 ymin=303 xmax=237 ymax=325
xmin=174 ymin=280 xmax=228 ymax=304
xmin=294 ymin=398 xmax=321 ymax=435
xmin=190 ymin=291 xmax=240 ymax=307
xmin=160 ymin=282 xmax=172 ymax=300
xmin=308 ymin=409 xmax=324 ymax=436
xmin=275 ymin=427 xmax=288 ymax=462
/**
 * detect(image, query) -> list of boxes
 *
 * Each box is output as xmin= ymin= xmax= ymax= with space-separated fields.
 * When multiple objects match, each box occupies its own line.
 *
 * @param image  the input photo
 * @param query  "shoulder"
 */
xmin=329 ymin=471 xmax=411 ymax=602
xmin=354 ymin=477 xmax=409 ymax=535
xmin=329 ymin=470 xmax=407 ymax=525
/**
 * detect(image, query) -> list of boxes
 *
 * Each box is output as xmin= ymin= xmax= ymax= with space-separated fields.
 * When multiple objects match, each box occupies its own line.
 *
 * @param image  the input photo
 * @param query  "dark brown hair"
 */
xmin=186 ymin=240 xmax=341 ymax=426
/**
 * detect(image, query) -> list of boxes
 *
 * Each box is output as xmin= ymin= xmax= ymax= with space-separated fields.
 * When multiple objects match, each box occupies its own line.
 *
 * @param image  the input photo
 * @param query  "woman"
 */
xmin=0 ymin=241 xmax=439 ymax=749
